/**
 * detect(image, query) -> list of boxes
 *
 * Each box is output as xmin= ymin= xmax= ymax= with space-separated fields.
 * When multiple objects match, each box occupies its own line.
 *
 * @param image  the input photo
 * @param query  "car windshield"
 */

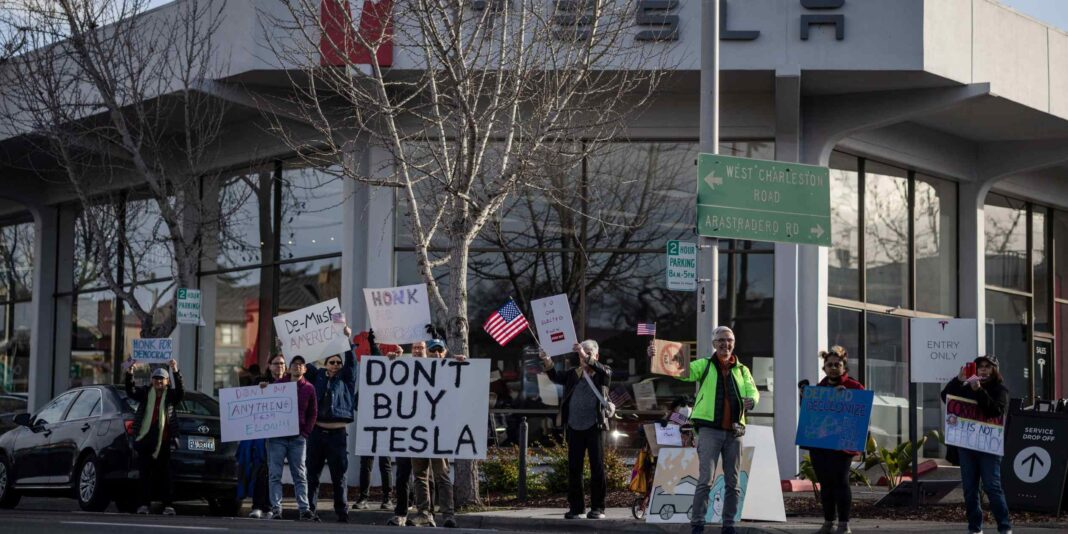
xmin=118 ymin=390 xmax=219 ymax=417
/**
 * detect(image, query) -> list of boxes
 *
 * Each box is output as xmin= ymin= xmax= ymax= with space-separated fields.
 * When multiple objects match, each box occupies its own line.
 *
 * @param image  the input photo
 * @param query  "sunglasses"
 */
xmin=326 ymin=360 xmax=342 ymax=366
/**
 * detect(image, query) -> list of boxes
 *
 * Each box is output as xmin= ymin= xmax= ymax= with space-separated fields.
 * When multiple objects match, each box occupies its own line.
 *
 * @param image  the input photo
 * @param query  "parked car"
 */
xmin=0 ymin=394 xmax=28 ymax=436
xmin=0 ymin=385 xmax=239 ymax=513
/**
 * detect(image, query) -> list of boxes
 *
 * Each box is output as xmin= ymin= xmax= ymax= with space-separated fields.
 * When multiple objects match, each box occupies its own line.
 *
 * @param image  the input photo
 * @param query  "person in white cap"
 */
xmin=124 ymin=358 xmax=184 ymax=515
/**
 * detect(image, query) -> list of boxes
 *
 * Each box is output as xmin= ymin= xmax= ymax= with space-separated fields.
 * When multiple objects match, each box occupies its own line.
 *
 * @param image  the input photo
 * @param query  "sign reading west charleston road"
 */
xmin=697 ymin=154 xmax=831 ymax=246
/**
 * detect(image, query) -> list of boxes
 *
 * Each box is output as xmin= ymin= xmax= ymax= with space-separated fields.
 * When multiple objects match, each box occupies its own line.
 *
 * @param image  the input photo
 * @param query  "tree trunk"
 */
xmin=445 ymin=233 xmax=482 ymax=508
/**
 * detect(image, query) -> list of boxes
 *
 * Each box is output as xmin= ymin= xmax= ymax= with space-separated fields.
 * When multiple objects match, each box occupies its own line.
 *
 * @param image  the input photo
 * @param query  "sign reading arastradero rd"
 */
xmin=697 ymin=154 xmax=831 ymax=246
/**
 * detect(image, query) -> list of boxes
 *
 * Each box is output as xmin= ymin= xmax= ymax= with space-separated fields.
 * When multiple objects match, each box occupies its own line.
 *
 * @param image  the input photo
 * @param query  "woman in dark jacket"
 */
xmin=124 ymin=358 xmax=184 ymax=515
xmin=940 ymin=355 xmax=1012 ymax=534
xmin=801 ymin=346 xmax=864 ymax=534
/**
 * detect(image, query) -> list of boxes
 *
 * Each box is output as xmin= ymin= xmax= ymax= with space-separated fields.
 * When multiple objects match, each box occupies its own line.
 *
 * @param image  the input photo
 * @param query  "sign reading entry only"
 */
xmin=697 ymin=154 xmax=831 ymax=246
xmin=666 ymin=240 xmax=697 ymax=291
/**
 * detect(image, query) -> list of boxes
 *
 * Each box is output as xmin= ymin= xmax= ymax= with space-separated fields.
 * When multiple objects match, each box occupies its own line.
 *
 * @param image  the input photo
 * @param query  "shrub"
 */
xmin=481 ymin=445 xmax=547 ymax=497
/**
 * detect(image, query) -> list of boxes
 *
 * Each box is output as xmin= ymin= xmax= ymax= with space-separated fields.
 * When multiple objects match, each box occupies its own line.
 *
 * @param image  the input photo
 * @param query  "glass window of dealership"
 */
xmin=3 ymin=144 xmax=1067 ymax=452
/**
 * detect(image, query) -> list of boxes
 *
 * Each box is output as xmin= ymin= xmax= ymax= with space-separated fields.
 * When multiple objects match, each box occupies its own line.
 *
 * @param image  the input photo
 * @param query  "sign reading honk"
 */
xmin=363 ymin=283 xmax=433 ymax=344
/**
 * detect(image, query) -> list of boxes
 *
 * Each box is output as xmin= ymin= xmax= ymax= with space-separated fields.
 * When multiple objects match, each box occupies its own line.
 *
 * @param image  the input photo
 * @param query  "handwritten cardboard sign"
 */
xmin=219 ymin=383 xmax=299 ymax=442
xmin=945 ymin=394 xmax=1005 ymax=456
xmin=363 ymin=284 xmax=433 ymax=344
xmin=273 ymin=298 xmax=351 ymax=362
xmin=652 ymin=339 xmax=690 ymax=377
xmin=355 ymin=356 xmax=489 ymax=459
xmin=795 ymin=386 xmax=874 ymax=451
xmin=530 ymin=294 xmax=577 ymax=357
xmin=131 ymin=338 xmax=173 ymax=363
xmin=910 ymin=318 xmax=978 ymax=384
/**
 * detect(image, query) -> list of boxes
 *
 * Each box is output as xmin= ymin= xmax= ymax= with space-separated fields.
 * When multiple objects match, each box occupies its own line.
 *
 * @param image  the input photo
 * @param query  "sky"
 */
xmin=998 ymin=0 xmax=1068 ymax=32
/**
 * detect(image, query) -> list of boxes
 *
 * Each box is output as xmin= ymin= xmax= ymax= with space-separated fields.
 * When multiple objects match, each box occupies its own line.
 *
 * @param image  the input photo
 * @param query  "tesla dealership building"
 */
xmin=1 ymin=0 xmax=1067 ymax=478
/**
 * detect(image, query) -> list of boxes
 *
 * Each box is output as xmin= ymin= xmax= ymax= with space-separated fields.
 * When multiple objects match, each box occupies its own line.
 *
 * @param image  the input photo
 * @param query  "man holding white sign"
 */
xmin=357 ymin=338 xmax=479 ymax=528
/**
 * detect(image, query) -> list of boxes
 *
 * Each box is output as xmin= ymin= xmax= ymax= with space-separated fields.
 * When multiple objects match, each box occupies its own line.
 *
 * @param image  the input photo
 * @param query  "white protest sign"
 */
xmin=355 ymin=356 xmax=489 ymax=459
xmin=633 ymin=380 xmax=658 ymax=410
xmin=530 ymin=294 xmax=577 ymax=357
xmin=131 ymin=338 xmax=173 ymax=363
xmin=219 ymin=383 xmax=299 ymax=442
xmin=910 ymin=318 xmax=978 ymax=384
xmin=176 ymin=288 xmax=201 ymax=325
xmin=655 ymin=424 xmax=683 ymax=446
xmin=363 ymin=284 xmax=433 ymax=344
xmin=273 ymin=298 xmax=351 ymax=362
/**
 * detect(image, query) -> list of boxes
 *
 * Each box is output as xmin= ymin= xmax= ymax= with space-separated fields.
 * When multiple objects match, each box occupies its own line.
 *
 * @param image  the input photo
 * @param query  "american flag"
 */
xmin=636 ymin=323 xmax=656 ymax=336
xmin=609 ymin=386 xmax=632 ymax=407
xmin=483 ymin=299 xmax=529 ymax=346
xmin=668 ymin=412 xmax=690 ymax=426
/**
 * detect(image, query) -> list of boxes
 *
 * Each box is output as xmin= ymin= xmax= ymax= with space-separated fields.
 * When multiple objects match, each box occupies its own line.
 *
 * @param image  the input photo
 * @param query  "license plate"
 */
xmin=188 ymin=436 xmax=215 ymax=452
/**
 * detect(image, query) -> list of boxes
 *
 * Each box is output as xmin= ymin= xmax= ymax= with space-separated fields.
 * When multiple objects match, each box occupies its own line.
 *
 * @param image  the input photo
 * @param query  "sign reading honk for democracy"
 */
xmin=363 ymin=284 xmax=433 ymax=344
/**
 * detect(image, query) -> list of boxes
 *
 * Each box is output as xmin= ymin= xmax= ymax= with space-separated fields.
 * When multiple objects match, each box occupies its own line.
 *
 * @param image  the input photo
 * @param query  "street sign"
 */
xmin=666 ymin=240 xmax=697 ymax=291
xmin=909 ymin=318 xmax=978 ymax=384
xmin=176 ymin=288 xmax=202 ymax=325
xmin=696 ymin=154 xmax=831 ymax=246
xmin=1002 ymin=408 xmax=1068 ymax=514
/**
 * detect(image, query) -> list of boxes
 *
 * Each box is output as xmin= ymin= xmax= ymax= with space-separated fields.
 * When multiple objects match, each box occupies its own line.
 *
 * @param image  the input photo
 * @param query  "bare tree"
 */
xmin=1 ymin=0 xmax=229 ymax=338
xmin=266 ymin=0 xmax=671 ymax=506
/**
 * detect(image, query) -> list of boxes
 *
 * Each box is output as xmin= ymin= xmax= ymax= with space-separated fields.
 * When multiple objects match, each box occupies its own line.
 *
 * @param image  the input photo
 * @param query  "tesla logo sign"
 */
xmin=722 ymin=0 xmax=846 ymax=41
xmin=320 ymin=0 xmax=394 ymax=67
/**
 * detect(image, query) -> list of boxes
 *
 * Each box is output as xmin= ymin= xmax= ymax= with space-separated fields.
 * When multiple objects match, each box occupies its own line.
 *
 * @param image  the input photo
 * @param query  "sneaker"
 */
xmin=814 ymin=521 xmax=835 ymax=534
xmin=162 ymin=507 xmax=176 ymax=516
xmin=564 ymin=510 xmax=584 ymax=519
xmin=337 ymin=513 xmax=349 ymax=523
xmin=835 ymin=523 xmax=851 ymax=534
xmin=587 ymin=509 xmax=605 ymax=519
xmin=268 ymin=510 xmax=283 ymax=520
xmin=690 ymin=525 xmax=704 ymax=534
xmin=248 ymin=509 xmax=264 ymax=519
xmin=136 ymin=505 xmax=150 ymax=515
xmin=443 ymin=517 xmax=457 ymax=528
xmin=381 ymin=500 xmax=394 ymax=510
xmin=353 ymin=498 xmax=369 ymax=510
xmin=410 ymin=514 xmax=436 ymax=527
xmin=298 ymin=510 xmax=318 ymax=521
xmin=387 ymin=515 xmax=408 ymax=526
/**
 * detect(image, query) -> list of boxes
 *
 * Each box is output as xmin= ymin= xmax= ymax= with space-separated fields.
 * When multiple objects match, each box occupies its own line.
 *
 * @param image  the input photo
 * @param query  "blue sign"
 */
xmin=795 ymin=386 xmax=874 ymax=451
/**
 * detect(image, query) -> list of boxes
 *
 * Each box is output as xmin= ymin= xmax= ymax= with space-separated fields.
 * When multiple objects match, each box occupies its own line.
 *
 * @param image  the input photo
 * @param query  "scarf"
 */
xmin=136 ymin=386 xmax=168 ymax=459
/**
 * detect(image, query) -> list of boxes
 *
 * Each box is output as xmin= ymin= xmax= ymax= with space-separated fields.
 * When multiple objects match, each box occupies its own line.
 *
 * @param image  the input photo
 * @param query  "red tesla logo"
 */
xmin=320 ymin=0 xmax=394 ymax=67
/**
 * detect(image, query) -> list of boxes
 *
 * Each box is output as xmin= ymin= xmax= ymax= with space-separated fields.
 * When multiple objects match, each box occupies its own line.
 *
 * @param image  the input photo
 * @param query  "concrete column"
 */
xmin=27 ymin=206 xmax=57 ymax=412
xmin=196 ymin=177 xmax=222 ymax=393
xmin=959 ymin=181 xmax=989 ymax=354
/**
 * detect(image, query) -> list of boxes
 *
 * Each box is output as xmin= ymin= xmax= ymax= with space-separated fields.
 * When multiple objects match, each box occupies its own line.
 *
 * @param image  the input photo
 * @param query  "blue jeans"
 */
xmin=307 ymin=427 xmax=349 ymax=515
xmin=268 ymin=435 xmax=309 ymax=514
xmin=958 ymin=447 xmax=1012 ymax=533
xmin=692 ymin=427 xmax=741 ymax=527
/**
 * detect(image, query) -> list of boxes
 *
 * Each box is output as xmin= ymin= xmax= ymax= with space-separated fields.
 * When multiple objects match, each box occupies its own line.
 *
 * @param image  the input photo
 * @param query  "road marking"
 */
xmin=62 ymin=522 xmax=227 ymax=531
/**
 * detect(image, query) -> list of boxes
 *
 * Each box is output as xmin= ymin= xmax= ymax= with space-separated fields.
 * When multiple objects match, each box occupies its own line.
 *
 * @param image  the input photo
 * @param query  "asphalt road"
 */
xmin=0 ymin=508 xmax=519 ymax=534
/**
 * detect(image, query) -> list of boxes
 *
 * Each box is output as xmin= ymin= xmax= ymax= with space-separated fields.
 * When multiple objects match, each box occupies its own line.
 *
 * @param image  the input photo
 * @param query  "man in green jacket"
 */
xmin=671 ymin=326 xmax=758 ymax=534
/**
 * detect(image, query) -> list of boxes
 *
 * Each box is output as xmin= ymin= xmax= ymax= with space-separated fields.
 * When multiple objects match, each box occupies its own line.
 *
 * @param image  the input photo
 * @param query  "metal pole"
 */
xmin=698 ymin=0 xmax=720 ymax=357
xmin=518 ymin=416 xmax=529 ymax=503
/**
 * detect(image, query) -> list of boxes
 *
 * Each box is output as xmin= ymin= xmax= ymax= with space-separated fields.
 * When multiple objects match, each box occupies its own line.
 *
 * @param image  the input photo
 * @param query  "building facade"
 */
xmin=1 ymin=0 xmax=1067 ymax=479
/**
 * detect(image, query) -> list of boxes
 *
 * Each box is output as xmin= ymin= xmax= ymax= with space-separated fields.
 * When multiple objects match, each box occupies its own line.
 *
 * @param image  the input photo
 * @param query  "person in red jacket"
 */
xmin=800 ymin=346 xmax=864 ymax=534
xmin=267 ymin=355 xmax=318 ymax=521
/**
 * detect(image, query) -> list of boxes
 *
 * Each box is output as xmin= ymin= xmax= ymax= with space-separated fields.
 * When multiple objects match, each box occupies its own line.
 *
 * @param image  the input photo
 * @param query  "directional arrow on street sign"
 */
xmin=696 ymin=154 xmax=831 ymax=246
xmin=1013 ymin=446 xmax=1052 ymax=483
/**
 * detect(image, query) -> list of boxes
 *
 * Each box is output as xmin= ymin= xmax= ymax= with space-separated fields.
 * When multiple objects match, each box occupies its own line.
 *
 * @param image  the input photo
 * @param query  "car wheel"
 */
xmin=0 ymin=456 xmax=20 ymax=509
xmin=76 ymin=454 xmax=110 ymax=512
xmin=207 ymin=496 xmax=242 ymax=516
xmin=658 ymin=504 xmax=674 ymax=521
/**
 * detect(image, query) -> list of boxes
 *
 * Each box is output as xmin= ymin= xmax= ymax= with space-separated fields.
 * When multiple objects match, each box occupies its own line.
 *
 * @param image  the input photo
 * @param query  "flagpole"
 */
xmin=510 ymin=296 xmax=547 ymax=354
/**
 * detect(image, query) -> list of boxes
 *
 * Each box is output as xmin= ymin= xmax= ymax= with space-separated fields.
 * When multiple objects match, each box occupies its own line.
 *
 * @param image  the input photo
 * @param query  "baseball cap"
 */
xmin=289 ymin=355 xmax=307 ymax=365
xmin=974 ymin=355 xmax=999 ymax=368
xmin=427 ymin=339 xmax=446 ymax=351
xmin=151 ymin=368 xmax=170 ymax=380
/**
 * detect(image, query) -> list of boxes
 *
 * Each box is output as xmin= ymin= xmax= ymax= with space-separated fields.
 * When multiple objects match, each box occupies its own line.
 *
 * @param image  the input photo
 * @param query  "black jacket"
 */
xmin=546 ymin=359 xmax=612 ymax=431
xmin=940 ymin=377 xmax=1009 ymax=419
xmin=125 ymin=369 xmax=185 ymax=444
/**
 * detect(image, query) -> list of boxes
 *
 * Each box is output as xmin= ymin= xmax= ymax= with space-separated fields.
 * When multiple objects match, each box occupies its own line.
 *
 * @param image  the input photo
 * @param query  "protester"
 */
xmin=405 ymin=337 xmax=466 ymax=527
xmin=800 ymin=347 xmax=864 ymax=534
xmin=663 ymin=325 xmax=758 ymax=534
xmin=386 ymin=340 xmax=426 ymax=527
xmin=941 ymin=355 xmax=1012 ymax=534
xmin=351 ymin=330 xmax=394 ymax=512
xmin=267 ymin=355 xmax=318 ymax=521
xmin=540 ymin=340 xmax=612 ymax=520
xmin=242 ymin=354 xmax=289 ymax=519
xmin=124 ymin=358 xmax=184 ymax=515
xmin=304 ymin=325 xmax=358 ymax=522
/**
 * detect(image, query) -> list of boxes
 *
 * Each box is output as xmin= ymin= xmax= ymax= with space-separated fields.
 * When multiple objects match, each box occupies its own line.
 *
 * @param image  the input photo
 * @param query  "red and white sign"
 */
xmin=530 ymin=294 xmax=577 ymax=358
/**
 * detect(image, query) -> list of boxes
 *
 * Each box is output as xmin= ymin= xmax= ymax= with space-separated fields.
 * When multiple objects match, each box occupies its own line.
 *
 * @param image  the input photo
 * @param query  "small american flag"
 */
xmin=636 ymin=323 xmax=656 ymax=336
xmin=668 ymin=412 xmax=690 ymax=426
xmin=609 ymin=386 xmax=632 ymax=407
xmin=483 ymin=299 xmax=529 ymax=346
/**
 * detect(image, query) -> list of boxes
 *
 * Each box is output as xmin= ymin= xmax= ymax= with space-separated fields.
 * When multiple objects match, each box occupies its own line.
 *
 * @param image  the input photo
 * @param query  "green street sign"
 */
xmin=696 ymin=154 xmax=831 ymax=246
xmin=666 ymin=240 xmax=697 ymax=292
